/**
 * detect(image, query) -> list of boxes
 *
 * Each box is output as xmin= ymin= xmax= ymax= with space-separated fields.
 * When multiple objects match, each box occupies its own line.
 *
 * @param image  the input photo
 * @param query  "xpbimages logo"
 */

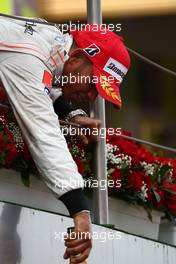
xmin=60 ymin=127 xmax=122 ymax=139
xmin=54 ymin=230 xmax=122 ymax=243
xmin=56 ymin=21 xmax=122 ymax=34
xmin=53 ymin=73 xmax=120 ymax=86
xmin=53 ymin=178 xmax=122 ymax=191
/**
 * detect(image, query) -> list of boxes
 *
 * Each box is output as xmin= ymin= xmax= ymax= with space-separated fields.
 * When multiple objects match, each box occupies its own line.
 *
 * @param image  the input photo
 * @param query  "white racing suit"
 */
xmin=0 ymin=16 xmax=89 ymax=216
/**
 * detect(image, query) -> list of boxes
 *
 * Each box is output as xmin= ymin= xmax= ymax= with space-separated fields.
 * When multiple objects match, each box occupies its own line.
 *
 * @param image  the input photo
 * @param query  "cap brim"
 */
xmin=93 ymin=67 xmax=122 ymax=108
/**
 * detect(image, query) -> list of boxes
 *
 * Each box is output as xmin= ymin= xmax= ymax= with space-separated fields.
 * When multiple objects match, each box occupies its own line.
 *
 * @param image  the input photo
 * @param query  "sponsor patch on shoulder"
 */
xmin=42 ymin=70 xmax=53 ymax=88
xmin=42 ymin=70 xmax=52 ymax=96
xmin=103 ymin=57 xmax=128 ymax=82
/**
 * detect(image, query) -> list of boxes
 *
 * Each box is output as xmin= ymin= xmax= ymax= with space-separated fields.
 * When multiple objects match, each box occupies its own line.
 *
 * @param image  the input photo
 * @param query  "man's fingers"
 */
xmin=64 ymin=229 xmax=92 ymax=261
xmin=77 ymin=134 xmax=88 ymax=146
xmin=65 ymin=236 xmax=90 ymax=247
xmin=63 ymin=250 xmax=68 ymax=259
xmin=69 ymin=115 xmax=102 ymax=145
xmin=64 ymin=231 xmax=91 ymax=243
xmin=64 ymin=240 xmax=91 ymax=257
xmin=64 ymin=212 xmax=92 ymax=262
xmin=84 ymin=118 xmax=101 ymax=128
xmin=63 ymin=239 xmax=91 ymax=260
xmin=70 ymin=115 xmax=101 ymax=130
xmin=94 ymin=119 xmax=101 ymax=129
xmin=71 ymin=247 xmax=92 ymax=264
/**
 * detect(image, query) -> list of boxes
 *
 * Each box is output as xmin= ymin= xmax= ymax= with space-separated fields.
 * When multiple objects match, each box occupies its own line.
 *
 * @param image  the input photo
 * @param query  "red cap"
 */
xmin=70 ymin=25 xmax=130 ymax=108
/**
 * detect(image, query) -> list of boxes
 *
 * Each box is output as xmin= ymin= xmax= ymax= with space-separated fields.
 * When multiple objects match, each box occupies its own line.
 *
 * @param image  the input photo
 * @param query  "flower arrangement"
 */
xmin=0 ymin=103 xmax=37 ymax=186
xmin=0 ymin=104 xmax=176 ymax=221
xmin=105 ymin=131 xmax=176 ymax=221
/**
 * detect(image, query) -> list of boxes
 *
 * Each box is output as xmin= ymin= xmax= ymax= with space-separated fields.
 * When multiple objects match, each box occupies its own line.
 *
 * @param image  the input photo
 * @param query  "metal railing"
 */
xmin=87 ymin=0 xmax=109 ymax=225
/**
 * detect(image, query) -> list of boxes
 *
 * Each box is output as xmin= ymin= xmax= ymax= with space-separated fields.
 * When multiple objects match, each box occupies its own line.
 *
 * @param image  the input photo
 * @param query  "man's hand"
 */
xmin=64 ymin=211 xmax=92 ymax=263
xmin=69 ymin=115 xmax=101 ymax=146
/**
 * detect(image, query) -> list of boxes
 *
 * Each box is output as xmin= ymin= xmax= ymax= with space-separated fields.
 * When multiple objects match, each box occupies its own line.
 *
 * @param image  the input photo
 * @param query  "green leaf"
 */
xmin=161 ymin=187 xmax=176 ymax=195
xmin=159 ymin=164 xmax=172 ymax=180
xmin=21 ymin=170 xmax=30 ymax=187
xmin=153 ymin=189 xmax=161 ymax=203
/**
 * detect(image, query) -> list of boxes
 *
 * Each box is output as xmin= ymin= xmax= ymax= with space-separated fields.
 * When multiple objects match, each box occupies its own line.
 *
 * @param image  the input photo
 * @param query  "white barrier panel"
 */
xmin=0 ymin=202 xmax=176 ymax=264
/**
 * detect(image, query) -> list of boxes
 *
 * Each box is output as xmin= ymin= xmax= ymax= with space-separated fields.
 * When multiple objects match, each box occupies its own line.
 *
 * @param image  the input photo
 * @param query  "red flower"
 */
xmin=5 ymin=144 xmax=18 ymax=168
xmin=120 ymin=141 xmax=138 ymax=156
xmin=22 ymin=144 xmax=33 ymax=161
xmin=0 ymin=88 xmax=8 ymax=102
xmin=111 ymin=169 xmax=122 ymax=190
xmin=0 ymin=134 xmax=6 ymax=151
xmin=0 ymin=125 xmax=18 ymax=168
xmin=155 ymin=156 xmax=171 ymax=165
xmin=132 ymin=156 xmax=140 ymax=166
xmin=74 ymin=157 xmax=85 ymax=175
xmin=166 ymin=193 xmax=176 ymax=214
xmin=162 ymin=181 xmax=176 ymax=193
xmin=145 ymin=176 xmax=153 ymax=189
xmin=162 ymin=181 xmax=176 ymax=214
xmin=136 ymin=145 xmax=155 ymax=163
xmin=0 ymin=135 xmax=4 ymax=142
xmin=128 ymin=171 xmax=144 ymax=192
xmin=167 ymin=203 xmax=176 ymax=214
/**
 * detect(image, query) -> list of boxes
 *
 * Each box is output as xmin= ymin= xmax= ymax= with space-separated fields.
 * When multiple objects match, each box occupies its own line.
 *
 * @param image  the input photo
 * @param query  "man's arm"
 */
xmin=53 ymin=95 xmax=76 ymax=120
xmin=52 ymin=94 xmax=90 ymax=216
xmin=59 ymin=188 xmax=90 ymax=217
xmin=53 ymin=95 xmax=100 ymax=146
xmin=59 ymin=188 xmax=92 ymax=263
xmin=52 ymin=95 xmax=102 ymax=262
